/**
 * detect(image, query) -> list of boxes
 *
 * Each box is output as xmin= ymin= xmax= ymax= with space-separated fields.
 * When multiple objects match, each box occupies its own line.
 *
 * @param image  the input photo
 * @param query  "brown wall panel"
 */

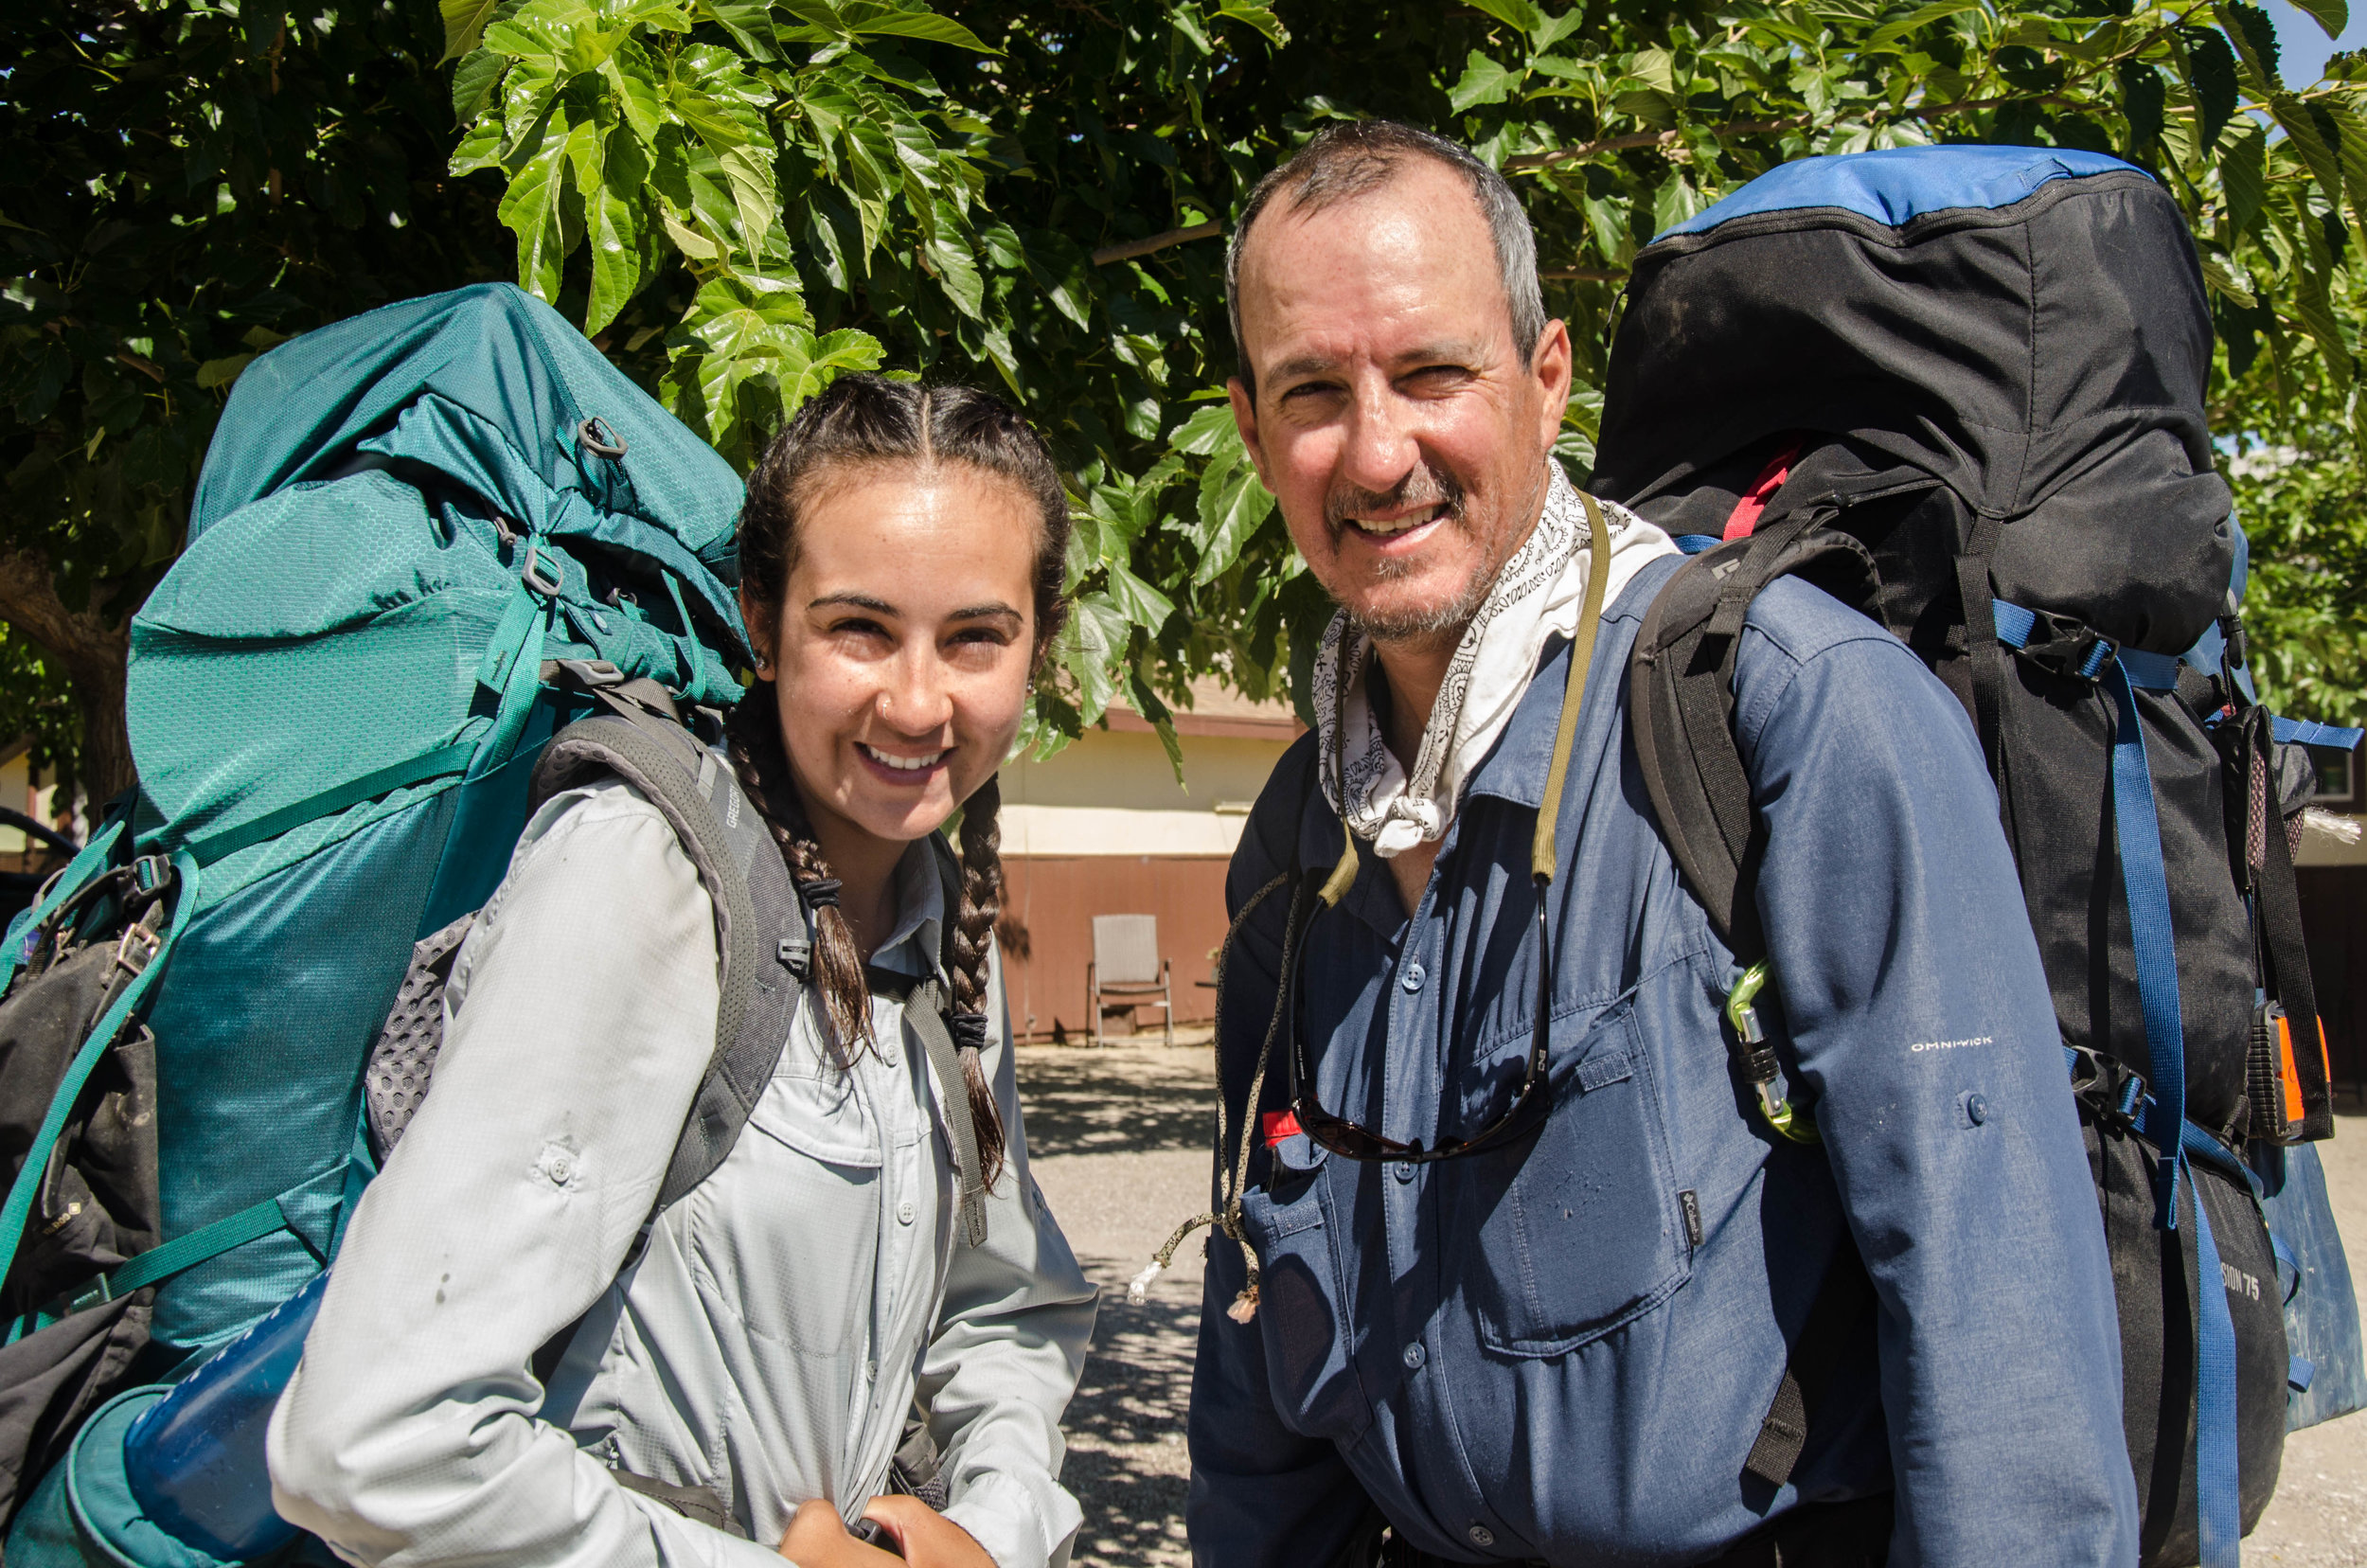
xmin=996 ymin=856 xmax=1235 ymax=1040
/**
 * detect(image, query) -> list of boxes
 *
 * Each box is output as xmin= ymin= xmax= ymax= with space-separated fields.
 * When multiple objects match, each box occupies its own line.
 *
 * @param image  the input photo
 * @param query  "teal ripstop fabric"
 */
xmin=112 ymin=283 xmax=749 ymax=1363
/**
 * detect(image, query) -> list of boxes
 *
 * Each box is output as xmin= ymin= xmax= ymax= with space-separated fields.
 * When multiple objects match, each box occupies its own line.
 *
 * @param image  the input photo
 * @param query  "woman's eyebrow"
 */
xmin=809 ymin=591 xmax=899 ymax=615
xmin=950 ymin=602 xmax=1024 ymax=622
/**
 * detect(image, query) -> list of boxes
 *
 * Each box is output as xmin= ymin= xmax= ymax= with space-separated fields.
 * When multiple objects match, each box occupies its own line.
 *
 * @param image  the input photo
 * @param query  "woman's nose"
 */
xmin=876 ymin=654 xmax=954 ymax=732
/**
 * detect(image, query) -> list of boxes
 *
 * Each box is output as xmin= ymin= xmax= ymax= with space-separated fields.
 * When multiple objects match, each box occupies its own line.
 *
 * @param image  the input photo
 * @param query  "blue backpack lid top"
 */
xmin=1655 ymin=145 xmax=2142 ymax=241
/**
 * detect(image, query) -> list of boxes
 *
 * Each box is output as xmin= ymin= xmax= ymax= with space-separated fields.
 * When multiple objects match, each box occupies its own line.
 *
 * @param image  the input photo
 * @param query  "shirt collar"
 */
xmin=865 ymin=837 xmax=948 ymax=980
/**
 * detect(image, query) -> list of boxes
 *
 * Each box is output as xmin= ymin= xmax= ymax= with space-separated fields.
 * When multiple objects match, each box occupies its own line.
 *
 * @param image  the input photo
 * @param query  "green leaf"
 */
xmin=496 ymin=108 xmax=578 ymax=300
xmin=778 ymin=327 xmax=884 ymax=410
xmin=699 ymin=0 xmax=778 ymax=61
xmin=2180 ymin=27 xmax=2241 ymax=151
xmin=195 ymin=354 xmax=254 ymax=389
xmin=2272 ymin=94 xmax=2346 ymax=210
xmin=2288 ymin=0 xmax=2347 ymax=42
xmin=439 ymin=0 xmax=502 ymax=63
xmin=1864 ymin=1 xmax=1981 ymax=50
xmin=1212 ymin=0 xmax=1288 ymax=48
xmin=453 ymin=47 xmax=506 ymax=124
xmin=1104 ymin=556 xmax=1177 ymax=629
xmin=2221 ymin=4 xmax=2284 ymax=95
xmin=2201 ymin=254 xmax=2258 ymax=308
xmin=1450 ymin=51 xmax=1519 ymax=114
xmin=1462 ymin=0 xmax=1542 ymax=34
xmin=1167 ymin=401 xmax=1240 ymax=456
xmin=2222 ymin=124 xmax=2268 ymax=236
xmin=585 ymin=129 xmax=652 ymax=334
xmin=1193 ymin=442 xmax=1275 ymax=584
xmin=840 ymin=6 xmax=1000 ymax=54
xmin=1651 ymin=170 xmax=1704 ymax=236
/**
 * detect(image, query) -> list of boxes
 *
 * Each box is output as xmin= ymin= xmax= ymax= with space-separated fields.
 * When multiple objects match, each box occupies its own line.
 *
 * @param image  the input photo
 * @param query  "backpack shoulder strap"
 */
xmin=528 ymin=695 xmax=806 ymax=1213
xmin=1628 ymin=515 xmax=1880 ymax=957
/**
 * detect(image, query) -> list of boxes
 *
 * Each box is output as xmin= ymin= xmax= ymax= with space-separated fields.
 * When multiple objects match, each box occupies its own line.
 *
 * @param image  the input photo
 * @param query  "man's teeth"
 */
xmin=1353 ymin=511 xmax=1434 ymax=536
xmin=861 ymin=744 xmax=945 ymax=772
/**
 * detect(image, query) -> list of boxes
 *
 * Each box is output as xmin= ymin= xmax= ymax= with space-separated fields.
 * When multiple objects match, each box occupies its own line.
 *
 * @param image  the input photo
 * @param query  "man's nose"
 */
xmin=1337 ymin=378 xmax=1421 ymax=496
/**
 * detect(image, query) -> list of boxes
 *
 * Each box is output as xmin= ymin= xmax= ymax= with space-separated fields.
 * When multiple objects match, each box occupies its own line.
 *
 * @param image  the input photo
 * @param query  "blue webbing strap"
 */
xmin=2270 ymin=715 xmax=2365 ymax=750
xmin=2190 ymin=1184 xmax=2241 ymax=1566
xmin=2001 ymin=601 xmax=2241 ymax=1566
xmin=0 ymin=849 xmax=200 ymax=1298
xmin=1674 ymin=534 xmax=1720 ymax=555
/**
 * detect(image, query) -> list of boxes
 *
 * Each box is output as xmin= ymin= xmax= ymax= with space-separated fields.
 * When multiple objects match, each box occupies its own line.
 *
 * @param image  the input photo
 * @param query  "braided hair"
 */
xmin=727 ymin=373 xmax=1070 ymax=1187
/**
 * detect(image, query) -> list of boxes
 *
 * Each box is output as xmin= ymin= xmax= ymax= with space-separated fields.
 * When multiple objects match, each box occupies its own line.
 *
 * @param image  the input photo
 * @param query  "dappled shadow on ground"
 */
xmin=1016 ymin=1042 xmax=1219 ymax=1159
xmin=1059 ymin=1287 xmax=1201 ymax=1568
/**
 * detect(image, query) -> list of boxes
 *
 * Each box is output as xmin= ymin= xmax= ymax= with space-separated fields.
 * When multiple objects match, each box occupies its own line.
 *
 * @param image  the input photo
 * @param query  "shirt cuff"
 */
xmin=937 ymin=1468 xmax=1082 ymax=1568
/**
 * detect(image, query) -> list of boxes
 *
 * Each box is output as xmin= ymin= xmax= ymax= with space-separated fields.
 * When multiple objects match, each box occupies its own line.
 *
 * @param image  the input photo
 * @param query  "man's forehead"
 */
xmin=1237 ymin=165 xmax=1508 ymax=366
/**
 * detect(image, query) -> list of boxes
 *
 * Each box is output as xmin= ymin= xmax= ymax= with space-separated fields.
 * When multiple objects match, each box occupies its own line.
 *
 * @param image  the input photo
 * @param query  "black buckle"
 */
xmin=2012 ymin=608 xmax=2117 ymax=683
xmin=2067 ymin=1044 xmax=2148 ymax=1131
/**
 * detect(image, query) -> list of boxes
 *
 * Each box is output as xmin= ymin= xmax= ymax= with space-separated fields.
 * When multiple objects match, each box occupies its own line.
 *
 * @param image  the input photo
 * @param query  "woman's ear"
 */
xmin=739 ymin=590 xmax=778 ymax=680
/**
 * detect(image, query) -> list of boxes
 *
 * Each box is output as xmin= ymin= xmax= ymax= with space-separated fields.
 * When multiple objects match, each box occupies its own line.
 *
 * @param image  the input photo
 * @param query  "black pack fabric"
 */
xmin=0 ymin=864 xmax=176 ymax=1527
xmin=1595 ymin=150 xmax=2311 ymax=1563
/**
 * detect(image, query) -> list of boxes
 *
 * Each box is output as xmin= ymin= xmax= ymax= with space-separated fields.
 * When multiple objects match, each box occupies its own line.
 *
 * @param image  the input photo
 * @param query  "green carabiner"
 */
xmin=1725 ymin=961 xmax=1821 ymax=1145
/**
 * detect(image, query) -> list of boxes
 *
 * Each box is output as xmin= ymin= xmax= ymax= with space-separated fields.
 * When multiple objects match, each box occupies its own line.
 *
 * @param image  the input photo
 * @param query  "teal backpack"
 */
xmin=0 ymin=283 xmax=751 ymax=1549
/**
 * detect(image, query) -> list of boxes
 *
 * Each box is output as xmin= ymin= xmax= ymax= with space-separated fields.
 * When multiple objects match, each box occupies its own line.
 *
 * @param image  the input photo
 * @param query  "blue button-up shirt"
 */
xmin=1186 ymin=561 xmax=2137 ymax=1567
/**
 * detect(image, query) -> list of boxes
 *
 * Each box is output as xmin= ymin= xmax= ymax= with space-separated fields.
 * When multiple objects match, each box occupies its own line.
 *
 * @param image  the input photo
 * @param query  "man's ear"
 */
xmin=1228 ymin=377 xmax=1272 ymax=488
xmin=1530 ymin=317 xmax=1575 ymax=456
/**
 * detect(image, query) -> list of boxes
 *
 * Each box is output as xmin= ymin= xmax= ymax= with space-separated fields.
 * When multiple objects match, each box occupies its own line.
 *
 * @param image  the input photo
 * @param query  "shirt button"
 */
xmin=896 ymin=1199 xmax=917 ymax=1224
xmin=1401 ymin=959 xmax=1426 ymax=993
xmin=1967 ymin=1094 xmax=1989 ymax=1126
xmin=1402 ymin=1342 xmax=1425 ymax=1370
xmin=1393 ymin=1160 xmax=1416 ymax=1183
xmin=1468 ymin=1523 xmax=1495 ymax=1548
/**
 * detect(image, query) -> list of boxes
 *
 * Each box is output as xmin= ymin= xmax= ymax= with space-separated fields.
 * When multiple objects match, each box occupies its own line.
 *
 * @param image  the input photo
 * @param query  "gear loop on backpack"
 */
xmin=577 ymin=416 xmax=628 ymax=459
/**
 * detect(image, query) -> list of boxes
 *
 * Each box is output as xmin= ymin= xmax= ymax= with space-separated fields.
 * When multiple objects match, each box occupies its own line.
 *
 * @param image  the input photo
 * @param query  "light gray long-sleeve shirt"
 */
xmin=270 ymin=779 xmax=1096 ymax=1568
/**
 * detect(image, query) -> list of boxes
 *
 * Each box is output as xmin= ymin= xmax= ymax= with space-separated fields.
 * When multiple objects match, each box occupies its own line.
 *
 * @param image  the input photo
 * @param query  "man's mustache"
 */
xmin=1325 ymin=466 xmax=1467 ymax=533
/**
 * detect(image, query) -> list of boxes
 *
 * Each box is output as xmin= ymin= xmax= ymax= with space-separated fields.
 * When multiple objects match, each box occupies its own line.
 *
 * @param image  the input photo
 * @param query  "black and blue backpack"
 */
xmin=1593 ymin=146 xmax=2364 ymax=1568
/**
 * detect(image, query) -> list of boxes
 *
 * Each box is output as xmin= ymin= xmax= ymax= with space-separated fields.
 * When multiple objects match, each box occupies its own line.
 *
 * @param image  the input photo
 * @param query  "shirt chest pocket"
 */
xmin=1237 ymin=1149 xmax=1372 ymax=1447
xmin=690 ymin=1060 xmax=885 ymax=1359
xmin=1445 ymin=999 xmax=1692 ymax=1358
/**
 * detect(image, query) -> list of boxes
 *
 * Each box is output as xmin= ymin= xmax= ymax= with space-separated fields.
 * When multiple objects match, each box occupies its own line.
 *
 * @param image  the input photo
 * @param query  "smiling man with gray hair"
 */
xmin=1183 ymin=119 xmax=2136 ymax=1567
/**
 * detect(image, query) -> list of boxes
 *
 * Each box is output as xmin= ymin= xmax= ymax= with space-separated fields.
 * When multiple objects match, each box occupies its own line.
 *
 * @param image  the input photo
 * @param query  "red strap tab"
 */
xmin=1262 ymin=1110 xmax=1304 ymax=1147
xmin=1722 ymin=438 xmax=1804 ymax=541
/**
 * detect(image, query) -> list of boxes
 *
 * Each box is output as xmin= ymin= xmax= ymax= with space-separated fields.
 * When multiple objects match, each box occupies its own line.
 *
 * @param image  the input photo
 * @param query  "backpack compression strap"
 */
xmin=527 ymin=688 xmax=805 ymax=1212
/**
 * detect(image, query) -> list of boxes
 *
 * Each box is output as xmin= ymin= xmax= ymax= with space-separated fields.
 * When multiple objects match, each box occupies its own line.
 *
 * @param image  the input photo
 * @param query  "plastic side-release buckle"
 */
xmin=522 ymin=542 xmax=564 ymax=598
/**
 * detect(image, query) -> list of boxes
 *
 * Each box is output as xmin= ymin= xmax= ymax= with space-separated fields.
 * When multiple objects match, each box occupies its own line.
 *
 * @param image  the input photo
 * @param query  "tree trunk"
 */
xmin=0 ymin=545 xmax=136 ymax=802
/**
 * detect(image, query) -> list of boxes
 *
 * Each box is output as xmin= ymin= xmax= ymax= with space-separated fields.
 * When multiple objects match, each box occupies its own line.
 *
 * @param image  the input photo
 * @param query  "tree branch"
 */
xmin=1540 ymin=267 xmax=1628 ymax=280
xmin=0 ymin=546 xmax=134 ymax=795
xmin=1093 ymin=221 xmax=1223 ymax=266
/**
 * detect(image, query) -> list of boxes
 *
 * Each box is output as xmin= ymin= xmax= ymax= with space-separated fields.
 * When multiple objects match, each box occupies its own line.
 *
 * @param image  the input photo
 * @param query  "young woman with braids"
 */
xmin=270 ymin=376 xmax=1096 ymax=1568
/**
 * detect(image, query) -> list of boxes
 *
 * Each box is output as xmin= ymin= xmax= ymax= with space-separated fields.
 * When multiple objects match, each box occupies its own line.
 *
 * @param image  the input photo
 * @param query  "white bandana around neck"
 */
xmin=1311 ymin=461 xmax=1680 ymax=860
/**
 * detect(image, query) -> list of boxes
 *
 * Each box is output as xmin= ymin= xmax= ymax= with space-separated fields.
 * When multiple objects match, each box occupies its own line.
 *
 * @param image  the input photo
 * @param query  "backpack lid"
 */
xmin=189 ymin=284 xmax=746 ymax=634
xmin=1593 ymin=148 xmax=2230 ymax=650
xmin=1653 ymin=145 xmax=2138 ymax=241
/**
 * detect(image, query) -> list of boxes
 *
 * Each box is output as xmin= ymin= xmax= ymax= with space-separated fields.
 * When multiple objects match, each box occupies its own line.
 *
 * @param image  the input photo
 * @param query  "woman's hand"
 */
xmin=777 ymin=1501 xmax=901 ymax=1566
xmin=858 ymin=1496 xmax=996 ymax=1568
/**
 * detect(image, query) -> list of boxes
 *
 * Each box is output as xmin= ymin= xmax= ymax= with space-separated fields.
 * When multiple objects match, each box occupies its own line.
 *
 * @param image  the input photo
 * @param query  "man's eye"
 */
xmin=1281 ymin=381 xmax=1341 ymax=401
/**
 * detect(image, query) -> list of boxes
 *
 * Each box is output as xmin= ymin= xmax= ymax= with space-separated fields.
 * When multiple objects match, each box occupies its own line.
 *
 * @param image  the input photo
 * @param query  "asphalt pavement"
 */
xmin=1017 ymin=1041 xmax=2367 ymax=1568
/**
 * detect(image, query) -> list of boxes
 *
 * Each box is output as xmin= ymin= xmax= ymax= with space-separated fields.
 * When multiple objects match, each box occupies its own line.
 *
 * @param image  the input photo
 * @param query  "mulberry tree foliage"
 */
xmin=10 ymin=0 xmax=2367 ymax=785
xmin=451 ymin=0 xmax=2367 ymax=751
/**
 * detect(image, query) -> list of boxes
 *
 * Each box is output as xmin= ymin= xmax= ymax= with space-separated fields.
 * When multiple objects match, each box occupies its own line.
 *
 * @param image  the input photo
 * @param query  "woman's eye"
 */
xmin=829 ymin=617 xmax=890 ymax=640
xmin=950 ymin=626 xmax=1012 ymax=650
